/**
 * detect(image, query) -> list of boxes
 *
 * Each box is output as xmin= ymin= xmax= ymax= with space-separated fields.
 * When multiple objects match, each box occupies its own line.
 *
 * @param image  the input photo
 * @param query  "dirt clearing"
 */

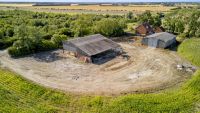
xmin=0 ymin=43 xmax=192 ymax=95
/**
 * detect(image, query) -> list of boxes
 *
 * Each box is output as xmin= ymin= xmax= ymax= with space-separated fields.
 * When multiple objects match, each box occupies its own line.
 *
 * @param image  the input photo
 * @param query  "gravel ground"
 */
xmin=0 ymin=43 xmax=192 ymax=95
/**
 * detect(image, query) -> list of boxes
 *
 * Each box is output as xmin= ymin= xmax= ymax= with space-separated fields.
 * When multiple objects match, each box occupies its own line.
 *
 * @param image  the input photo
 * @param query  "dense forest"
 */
xmin=0 ymin=9 xmax=199 ymax=57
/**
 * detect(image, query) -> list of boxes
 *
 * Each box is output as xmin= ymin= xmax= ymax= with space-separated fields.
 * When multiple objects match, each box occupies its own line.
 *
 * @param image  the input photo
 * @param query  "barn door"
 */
xmin=148 ymin=38 xmax=158 ymax=48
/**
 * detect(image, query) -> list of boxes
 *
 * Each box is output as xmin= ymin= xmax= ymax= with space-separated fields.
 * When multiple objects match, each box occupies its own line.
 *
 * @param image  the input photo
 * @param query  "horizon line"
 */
xmin=0 ymin=1 xmax=200 ymax=3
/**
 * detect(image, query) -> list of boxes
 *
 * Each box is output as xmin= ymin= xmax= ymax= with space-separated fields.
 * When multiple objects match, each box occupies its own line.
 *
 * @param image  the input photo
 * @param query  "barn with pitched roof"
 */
xmin=63 ymin=34 xmax=122 ymax=63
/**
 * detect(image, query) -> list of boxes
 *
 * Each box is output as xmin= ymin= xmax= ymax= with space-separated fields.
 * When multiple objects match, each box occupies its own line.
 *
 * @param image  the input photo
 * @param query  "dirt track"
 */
xmin=0 ymin=43 xmax=192 ymax=95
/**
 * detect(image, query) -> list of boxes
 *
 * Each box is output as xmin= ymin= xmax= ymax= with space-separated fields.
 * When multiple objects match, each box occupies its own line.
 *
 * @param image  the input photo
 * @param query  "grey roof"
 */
xmin=145 ymin=32 xmax=176 ymax=42
xmin=63 ymin=34 xmax=120 ymax=56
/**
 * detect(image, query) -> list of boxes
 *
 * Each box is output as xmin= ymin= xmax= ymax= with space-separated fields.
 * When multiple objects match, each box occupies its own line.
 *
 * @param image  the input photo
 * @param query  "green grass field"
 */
xmin=0 ymin=38 xmax=200 ymax=113
xmin=0 ymin=68 xmax=200 ymax=113
xmin=178 ymin=38 xmax=200 ymax=67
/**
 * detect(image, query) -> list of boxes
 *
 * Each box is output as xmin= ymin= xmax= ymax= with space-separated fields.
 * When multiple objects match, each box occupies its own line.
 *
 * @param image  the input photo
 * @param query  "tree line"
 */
xmin=1 ymin=9 xmax=198 ymax=57
xmin=162 ymin=9 xmax=200 ymax=42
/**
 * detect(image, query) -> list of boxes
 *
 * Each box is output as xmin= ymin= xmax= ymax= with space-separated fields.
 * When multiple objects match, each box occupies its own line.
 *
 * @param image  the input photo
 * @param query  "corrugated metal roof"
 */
xmin=63 ymin=34 xmax=120 ymax=56
xmin=145 ymin=32 xmax=176 ymax=42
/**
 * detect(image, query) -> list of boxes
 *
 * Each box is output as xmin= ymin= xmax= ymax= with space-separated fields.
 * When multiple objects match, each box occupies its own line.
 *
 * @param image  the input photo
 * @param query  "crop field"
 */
xmin=32 ymin=5 xmax=175 ymax=12
xmin=0 ymin=3 xmax=32 ymax=7
xmin=0 ymin=66 xmax=200 ymax=112
xmin=0 ymin=3 xmax=177 ymax=14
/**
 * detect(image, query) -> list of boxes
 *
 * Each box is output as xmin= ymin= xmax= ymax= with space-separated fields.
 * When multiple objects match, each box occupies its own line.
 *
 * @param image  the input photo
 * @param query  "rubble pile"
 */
xmin=177 ymin=63 xmax=197 ymax=73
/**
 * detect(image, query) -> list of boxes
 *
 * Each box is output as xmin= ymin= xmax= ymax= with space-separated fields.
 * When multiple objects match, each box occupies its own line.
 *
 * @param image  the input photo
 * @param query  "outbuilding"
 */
xmin=135 ymin=22 xmax=154 ymax=36
xmin=63 ymin=34 xmax=122 ymax=63
xmin=154 ymin=26 xmax=165 ymax=33
xmin=141 ymin=32 xmax=176 ymax=48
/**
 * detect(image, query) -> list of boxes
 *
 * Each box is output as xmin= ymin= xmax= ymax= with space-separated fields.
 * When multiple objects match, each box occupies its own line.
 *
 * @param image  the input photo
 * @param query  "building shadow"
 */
xmin=92 ymin=56 xmax=116 ymax=65
xmin=91 ymin=50 xmax=119 ymax=65
xmin=166 ymin=42 xmax=179 ymax=51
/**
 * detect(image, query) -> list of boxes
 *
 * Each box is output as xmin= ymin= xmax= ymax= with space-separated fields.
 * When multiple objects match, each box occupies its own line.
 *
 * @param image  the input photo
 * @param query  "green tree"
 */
xmin=0 ymin=30 xmax=4 ymax=39
xmin=153 ymin=14 xmax=162 ymax=27
xmin=175 ymin=20 xmax=184 ymax=34
xmin=71 ymin=19 xmax=92 ymax=37
xmin=6 ymin=28 xmax=14 ymax=37
xmin=139 ymin=11 xmax=161 ymax=27
xmin=94 ymin=18 xmax=124 ymax=37
xmin=58 ymin=28 xmax=72 ymax=36
xmin=162 ymin=9 xmax=200 ymax=38
xmin=126 ymin=11 xmax=134 ymax=19
xmin=29 ymin=27 xmax=43 ymax=49
xmin=14 ymin=24 xmax=33 ymax=50
xmin=51 ymin=34 xmax=67 ymax=47
xmin=138 ymin=11 xmax=154 ymax=25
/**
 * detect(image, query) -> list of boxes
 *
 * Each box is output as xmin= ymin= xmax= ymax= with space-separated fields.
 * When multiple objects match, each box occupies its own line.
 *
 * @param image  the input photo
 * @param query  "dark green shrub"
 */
xmin=58 ymin=28 xmax=72 ymax=36
xmin=51 ymin=34 xmax=68 ymax=47
xmin=42 ymin=34 xmax=52 ymax=40
xmin=31 ymin=20 xmax=47 ymax=27
xmin=0 ymin=30 xmax=4 ymax=39
xmin=0 ymin=39 xmax=5 ymax=50
xmin=0 ymin=37 xmax=17 ymax=50
xmin=38 ymin=40 xmax=57 ymax=51
xmin=6 ymin=28 xmax=14 ymax=37
xmin=8 ymin=46 xmax=32 ymax=57
xmin=126 ymin=11 xmax=134 ymax=19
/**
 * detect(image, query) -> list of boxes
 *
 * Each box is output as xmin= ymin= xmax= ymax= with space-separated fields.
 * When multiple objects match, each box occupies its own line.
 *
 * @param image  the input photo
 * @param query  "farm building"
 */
xmin=135 ymin=23 xmax=154 ymax=36
xmin=141 ymin=32 xmax=176 ymax=48
xmin=63 ymin=34 xmax=122 ymax=63
xmin=154 ymin=26 xmax=165 ymax=33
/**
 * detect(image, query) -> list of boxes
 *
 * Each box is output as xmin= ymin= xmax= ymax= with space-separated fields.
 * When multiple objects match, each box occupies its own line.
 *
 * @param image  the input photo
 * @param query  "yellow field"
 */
xmin=0 ymin=3 xmax=33 ymax=7
xmin=0 ymin=3 xmax=177 ymax=13
xmin=32 ymin=5 xmax=176 ymax=12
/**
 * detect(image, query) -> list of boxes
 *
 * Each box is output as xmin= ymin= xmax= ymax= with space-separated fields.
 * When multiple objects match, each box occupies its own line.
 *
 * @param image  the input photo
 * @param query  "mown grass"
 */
xmin=178 ymin=38 xmax=200 ymax=67
xmin=0 ymin=38 xmax=200 ymax=113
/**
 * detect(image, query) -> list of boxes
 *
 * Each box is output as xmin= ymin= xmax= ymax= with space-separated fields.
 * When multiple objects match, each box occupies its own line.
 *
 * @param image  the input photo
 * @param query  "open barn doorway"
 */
xmin=91 ymin=50 xmax=118 ymax=65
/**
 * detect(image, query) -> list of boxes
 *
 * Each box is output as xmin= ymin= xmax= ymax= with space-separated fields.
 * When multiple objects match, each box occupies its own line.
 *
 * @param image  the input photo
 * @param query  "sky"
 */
xmin=1 ymin=0 xmax=200 ymax=2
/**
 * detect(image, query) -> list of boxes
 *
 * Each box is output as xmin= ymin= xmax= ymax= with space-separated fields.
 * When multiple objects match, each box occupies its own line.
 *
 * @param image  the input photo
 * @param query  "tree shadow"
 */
xmin=32 ymin=51 xmax=63 ymax=63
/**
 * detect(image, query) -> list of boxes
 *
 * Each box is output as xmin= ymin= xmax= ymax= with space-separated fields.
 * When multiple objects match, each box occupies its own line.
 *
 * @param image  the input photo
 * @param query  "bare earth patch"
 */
xmin=0 ymin=43 xmax=192 ymax=95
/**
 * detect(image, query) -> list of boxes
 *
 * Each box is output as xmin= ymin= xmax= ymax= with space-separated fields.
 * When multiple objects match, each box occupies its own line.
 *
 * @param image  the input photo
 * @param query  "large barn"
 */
xmin=141 ymin=32 xmax=176 ymax=48
xmin=63 ymin=34 xmax=122 ymax=63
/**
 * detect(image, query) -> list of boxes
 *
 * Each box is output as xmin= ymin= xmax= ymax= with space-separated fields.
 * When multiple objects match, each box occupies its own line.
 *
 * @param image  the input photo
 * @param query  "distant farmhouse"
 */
xmin=135 ymin=23 xmax=165 ymax=36
xmin=141 ymin=32 xmax=176 ymax=48
xmin=63 ymin=34 xmax=122 ymax=63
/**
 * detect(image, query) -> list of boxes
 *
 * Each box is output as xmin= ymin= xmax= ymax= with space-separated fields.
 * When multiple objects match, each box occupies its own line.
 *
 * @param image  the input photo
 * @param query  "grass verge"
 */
xmin=178 ymin=38 xmax=200 ymax=67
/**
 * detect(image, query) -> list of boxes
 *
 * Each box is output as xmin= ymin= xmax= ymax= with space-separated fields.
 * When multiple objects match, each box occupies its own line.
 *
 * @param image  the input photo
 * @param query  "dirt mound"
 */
xmin=103 ymin=60 xmax=132 ymax=71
